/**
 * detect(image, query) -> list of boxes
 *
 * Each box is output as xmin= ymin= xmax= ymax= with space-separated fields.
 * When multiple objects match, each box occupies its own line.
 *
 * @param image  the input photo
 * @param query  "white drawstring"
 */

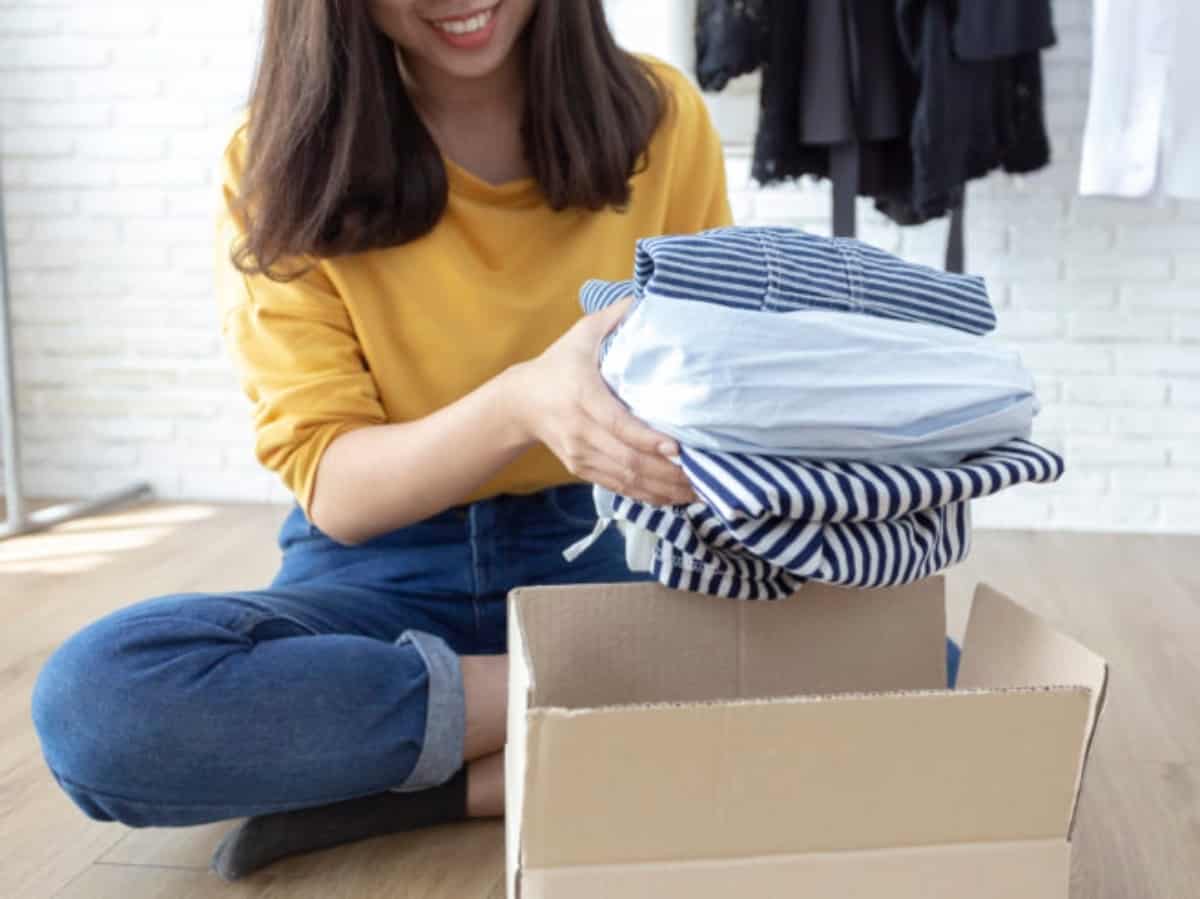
xmin=561 ymin=517 xmax=612 ymax=562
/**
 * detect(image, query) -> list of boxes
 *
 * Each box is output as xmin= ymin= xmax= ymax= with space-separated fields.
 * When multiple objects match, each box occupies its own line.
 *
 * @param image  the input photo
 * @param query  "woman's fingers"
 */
xmin=585 ymin=459 xmax=693 ymax=507
xmin=547 ymin=297 xmax=694 ymax=506
xmin=580 ymin=462 xmax=691 ymax=508
xmin=583 ymin=378 xmax=679 ymax=457
xmin=585 ymin=429 xmax=693 ymax=504
xmin=581 ymin=297 xmax=682 ymax=456
xmin=588 ymin=295 xmax=635 ymax=339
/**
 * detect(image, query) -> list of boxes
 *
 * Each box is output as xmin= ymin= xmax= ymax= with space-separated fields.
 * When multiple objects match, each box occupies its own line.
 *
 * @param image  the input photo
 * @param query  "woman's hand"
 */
xmin=508 ymin=297 xmax=696 ymax=507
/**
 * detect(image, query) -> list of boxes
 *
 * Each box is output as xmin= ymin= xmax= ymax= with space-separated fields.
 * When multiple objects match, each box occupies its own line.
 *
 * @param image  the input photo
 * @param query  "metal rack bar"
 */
xmin=0 ymin=160 xmax=152 ymax=541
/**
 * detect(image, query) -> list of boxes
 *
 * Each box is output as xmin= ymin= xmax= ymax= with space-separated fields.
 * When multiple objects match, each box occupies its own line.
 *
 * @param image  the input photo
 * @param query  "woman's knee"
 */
xmin=31 ymin=596 xmax=240 ymax=822
xmin=33 ymin=616 xmax=130 ymax=819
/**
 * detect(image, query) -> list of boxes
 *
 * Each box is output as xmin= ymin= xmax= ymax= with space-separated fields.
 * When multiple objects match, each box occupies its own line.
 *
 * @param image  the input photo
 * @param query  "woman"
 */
xmin=31 ymin=0 xmax=731 ymax=882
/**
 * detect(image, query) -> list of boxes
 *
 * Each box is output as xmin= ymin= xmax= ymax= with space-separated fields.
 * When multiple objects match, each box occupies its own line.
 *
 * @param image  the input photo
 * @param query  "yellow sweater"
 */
xmin=217 ymin=60 xmax=732 ymax=515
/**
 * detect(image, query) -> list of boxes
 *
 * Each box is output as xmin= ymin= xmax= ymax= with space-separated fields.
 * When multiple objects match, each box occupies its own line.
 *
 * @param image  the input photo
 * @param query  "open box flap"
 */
xmin=518 ymin=687 xmax=1090 ymax=868
xmin=508 ymin=579 xmax=946 ymax=711
xmin=739 ymin=578 xmax=947 ymax=697
xmin=959 ymin=584 xmax=1109 ymax=834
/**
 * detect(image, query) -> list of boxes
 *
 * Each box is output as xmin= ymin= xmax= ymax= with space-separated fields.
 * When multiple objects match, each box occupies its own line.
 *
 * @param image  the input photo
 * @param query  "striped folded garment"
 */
xmin=581 ymin=225 xmax=996 ymax=333
xmin=573 ymin=439 xmax=1063 ymax=600
xmin=568 ymin=226 xmax=1064 ymax=599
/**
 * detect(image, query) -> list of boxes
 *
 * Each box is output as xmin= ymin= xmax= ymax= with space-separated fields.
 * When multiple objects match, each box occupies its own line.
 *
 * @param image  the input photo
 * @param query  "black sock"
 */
xmin=210 ymin=768 xmax=469 ymax=881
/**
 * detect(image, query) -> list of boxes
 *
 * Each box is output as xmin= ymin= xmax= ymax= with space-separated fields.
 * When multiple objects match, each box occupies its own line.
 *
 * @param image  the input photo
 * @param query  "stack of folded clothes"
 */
xmin=565 ymin=226 xmax=1063 ymax=600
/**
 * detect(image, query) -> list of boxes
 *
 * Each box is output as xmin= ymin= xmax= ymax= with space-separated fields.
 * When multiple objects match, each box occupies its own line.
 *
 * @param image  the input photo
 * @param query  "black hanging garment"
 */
xmin=695 ymin=0 xmax=1057 ymax=227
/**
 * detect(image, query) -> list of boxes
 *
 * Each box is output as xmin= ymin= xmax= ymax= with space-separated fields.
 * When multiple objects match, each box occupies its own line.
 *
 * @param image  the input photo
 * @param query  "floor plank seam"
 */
xmin=48 ymin=860 xmax=103 ymax=899
xmin=93 ymin=861 xmax=208 ymax=872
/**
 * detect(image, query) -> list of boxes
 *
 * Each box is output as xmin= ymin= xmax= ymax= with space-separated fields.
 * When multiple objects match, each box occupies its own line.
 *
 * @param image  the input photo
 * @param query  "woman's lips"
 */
xmin=427 ymin=3 xmax=501 ymax=51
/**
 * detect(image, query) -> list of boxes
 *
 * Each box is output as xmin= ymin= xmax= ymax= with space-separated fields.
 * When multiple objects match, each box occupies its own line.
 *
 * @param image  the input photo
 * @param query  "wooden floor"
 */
xmin=0 ymin=501 xmax=1196 ymax=898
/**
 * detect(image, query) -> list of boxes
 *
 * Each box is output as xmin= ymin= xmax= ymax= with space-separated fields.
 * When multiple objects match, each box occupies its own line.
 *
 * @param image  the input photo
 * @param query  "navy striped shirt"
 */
xmin=599 ymin=439 xmax=1064 ymax=599
xmin=581 ymin=226 xmax=996 ymax=335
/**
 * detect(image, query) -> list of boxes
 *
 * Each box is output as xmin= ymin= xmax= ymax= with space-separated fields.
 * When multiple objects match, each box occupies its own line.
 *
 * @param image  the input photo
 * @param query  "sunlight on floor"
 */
xmin=0 ymin=504 xmax=220 ymax=577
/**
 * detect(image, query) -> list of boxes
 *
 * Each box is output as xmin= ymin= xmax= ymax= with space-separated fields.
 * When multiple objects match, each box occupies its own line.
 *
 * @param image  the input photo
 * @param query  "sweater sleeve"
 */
xmin=216 ymin=130 xmax=387 ymax=515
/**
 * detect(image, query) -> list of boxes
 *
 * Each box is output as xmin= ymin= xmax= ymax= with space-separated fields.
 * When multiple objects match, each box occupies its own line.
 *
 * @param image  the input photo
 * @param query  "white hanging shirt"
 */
xmin=1079 ymin=0 xmax=1200 ymax=198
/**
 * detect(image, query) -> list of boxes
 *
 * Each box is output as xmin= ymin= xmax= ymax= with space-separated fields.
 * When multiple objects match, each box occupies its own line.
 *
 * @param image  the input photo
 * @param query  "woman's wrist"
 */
xmin=493 ymin=362 xmax=540 ymax=450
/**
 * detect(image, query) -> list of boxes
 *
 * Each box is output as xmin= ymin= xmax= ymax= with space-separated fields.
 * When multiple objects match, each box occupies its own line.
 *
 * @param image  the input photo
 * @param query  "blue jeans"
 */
xmin=31 ymin=485 xmax=640 ymax=827
xmin=32 ymin=484 xmax=961 ymax=828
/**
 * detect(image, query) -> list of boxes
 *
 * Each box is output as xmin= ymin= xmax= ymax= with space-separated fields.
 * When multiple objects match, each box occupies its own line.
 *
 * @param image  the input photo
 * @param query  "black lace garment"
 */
xmin=695 ymin=0 xmax=1056 ymax=225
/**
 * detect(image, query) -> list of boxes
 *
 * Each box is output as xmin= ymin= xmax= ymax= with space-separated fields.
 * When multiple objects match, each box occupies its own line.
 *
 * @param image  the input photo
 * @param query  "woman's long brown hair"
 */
xmin=234 ymin=0 xmax=667 ymax=280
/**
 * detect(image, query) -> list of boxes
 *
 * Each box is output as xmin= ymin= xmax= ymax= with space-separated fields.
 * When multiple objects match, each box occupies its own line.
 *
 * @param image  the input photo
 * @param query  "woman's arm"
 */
xmin=310 ymin=298 xmax=694 ymax=545
xmin=308 ymin=367 xmax=527 ymax=544
xmin=220 ymin=216 xmax=690 ymax=545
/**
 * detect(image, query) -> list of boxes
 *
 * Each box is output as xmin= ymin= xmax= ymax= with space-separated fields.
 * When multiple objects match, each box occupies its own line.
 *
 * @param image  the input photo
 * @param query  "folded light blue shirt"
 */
xmin=581 ymin=226 xmax=1030 ymax=467
xmin=598 ymin=294 xmax=1037 ymax=468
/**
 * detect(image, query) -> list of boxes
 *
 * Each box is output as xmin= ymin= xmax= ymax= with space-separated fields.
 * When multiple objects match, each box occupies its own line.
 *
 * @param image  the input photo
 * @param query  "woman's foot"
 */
xmin=210 ymin=767 xmax=469 ymax=881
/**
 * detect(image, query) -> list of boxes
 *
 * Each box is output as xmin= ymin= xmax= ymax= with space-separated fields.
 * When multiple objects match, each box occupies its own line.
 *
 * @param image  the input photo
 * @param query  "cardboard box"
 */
xmin=505 ymin=578 xmax=1107 ymax=899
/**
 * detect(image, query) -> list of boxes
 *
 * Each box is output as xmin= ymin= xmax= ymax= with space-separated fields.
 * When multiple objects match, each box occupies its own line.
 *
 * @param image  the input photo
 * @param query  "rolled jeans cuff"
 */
xmin=391 ymin=629 xmax=465 ymax=791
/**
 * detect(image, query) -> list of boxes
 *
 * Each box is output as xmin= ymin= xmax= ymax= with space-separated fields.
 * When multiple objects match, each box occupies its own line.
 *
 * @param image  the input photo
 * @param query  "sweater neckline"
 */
xmin=444 ymin=156 xmax=541 ymax=208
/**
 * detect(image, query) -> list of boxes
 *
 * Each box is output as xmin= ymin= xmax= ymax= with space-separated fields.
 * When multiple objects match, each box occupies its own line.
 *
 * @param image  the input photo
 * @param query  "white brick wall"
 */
xmin=0 ymin=0 xmax=272 ymax=503
xmin=2 ymin=0 xmax=1199 ymax=531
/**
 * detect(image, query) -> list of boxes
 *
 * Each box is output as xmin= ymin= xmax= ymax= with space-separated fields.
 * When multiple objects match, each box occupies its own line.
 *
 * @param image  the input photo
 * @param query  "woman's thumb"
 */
xmin=590 ymin=295 xmax=635 ymax=336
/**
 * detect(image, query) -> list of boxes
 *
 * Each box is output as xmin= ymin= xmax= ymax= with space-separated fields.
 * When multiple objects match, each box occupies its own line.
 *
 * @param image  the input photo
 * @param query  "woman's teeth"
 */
xmin=434 ymin=9 xmax=495 ymax=35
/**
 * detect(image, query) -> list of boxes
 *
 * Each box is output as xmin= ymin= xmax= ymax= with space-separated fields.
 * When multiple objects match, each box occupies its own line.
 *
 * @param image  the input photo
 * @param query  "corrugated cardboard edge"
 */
xmin=521 ymin=839 xmax=1070 ymax=899
xmin=506 ymin=589 xmax=535 ymax=899
xmin=960 ymin=584 xmax=1110 ymax=837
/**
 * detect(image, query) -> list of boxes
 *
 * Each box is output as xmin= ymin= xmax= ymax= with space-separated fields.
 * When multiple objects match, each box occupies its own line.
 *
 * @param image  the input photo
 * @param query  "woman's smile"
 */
xmin=426 ymin=2 xmax=502 ymax=50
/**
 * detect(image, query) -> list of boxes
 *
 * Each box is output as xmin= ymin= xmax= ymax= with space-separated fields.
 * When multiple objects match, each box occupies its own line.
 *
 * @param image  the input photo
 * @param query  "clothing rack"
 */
xmin=829 ymin=141 xmax=967 ymax=273
xmin=0 ymin=160 xmax=152 ymax=540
